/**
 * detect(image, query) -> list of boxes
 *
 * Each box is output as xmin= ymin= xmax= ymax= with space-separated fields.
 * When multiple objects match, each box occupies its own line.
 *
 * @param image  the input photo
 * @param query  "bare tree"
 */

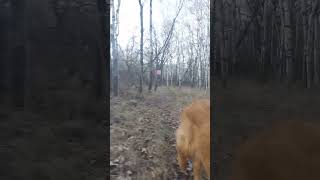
xmin=283 ymin=0 xmax=293 ymax=85
xmin=315 ymin=14 xmax=320 ymax=84
xmin=115 ymin=0 xmax=208 ymax=92
xmin=153 ymin=0 xmax=185 ymax=91
xmin=213 ymin=0 xmax=320 ymax=89
xmin=259 ymin=0 xmax=267 ymax=81
xmin=111 ymin=0 xmax=121 ymax=96
xmin=148 ymin=0 xmax=154 ymax=92
xmin=138 ymin=0 xmax=144 ymax=95
xmin=306 ymin=0 xmax=319 ymax=88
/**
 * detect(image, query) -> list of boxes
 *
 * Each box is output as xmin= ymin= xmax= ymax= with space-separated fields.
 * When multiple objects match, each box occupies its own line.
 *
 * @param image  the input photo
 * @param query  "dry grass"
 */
xmin=110 ymin=86 xmax=209 ymax=180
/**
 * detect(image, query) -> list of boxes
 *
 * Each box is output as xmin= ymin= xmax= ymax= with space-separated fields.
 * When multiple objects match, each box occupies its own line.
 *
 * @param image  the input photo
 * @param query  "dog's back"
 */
xmin=229 ymin=120 xmax=320 ymax=180
xmin=176 ymin=99 xmax=210 ymax=180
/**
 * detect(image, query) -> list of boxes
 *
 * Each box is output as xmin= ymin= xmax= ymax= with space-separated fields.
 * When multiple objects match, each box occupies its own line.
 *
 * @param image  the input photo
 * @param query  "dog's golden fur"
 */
xmin=229 ymin=120 xmax=320 ymax=180
xmin=176 ymin=99 xmax=210 ymax=180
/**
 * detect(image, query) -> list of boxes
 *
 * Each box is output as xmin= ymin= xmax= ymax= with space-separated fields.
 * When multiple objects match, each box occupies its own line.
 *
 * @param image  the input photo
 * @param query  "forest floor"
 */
xmin=215 ymin=79 xmax=320 ymax=180
xmin=1 ymin=97 xmax=107 ymax=180
xmin=110 ymin=86 xmax=209 ymax=180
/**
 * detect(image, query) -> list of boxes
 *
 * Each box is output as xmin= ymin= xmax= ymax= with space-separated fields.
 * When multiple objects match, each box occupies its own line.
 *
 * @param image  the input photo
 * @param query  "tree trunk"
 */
xmin=270 ymin=6 xmax=276 ymax=78
xmin=166 ymin=67 xmax=169 ymax=87
xmin=111 ymin=0 xmax=119 ymax=96
xmin=148 ymin=0 xmax=153 ymax=92
xmin=192 ymin=59 xmax=196 ymax=87
xmin=295 ymin=8 xmax=301 ymax=80
xmin=154 ymin=63 xmax=159 ymax=91
xmin=231 ymin=0 xmax=238 ymax=75
xmin=306 ymin=0 xmax=318 ymax=88
xmin=301 ymin=0 xmax=307 ymax=84
xmin=138 ymin=0 xmax=144 ymax=94
xmin=283 ymin=0 xmax=293 ymax=85
xmin=306 ymin=16 xmax=312 ymax=89
xmin=313 ymin=15 xmax=319 ymax=84
xmin=260 ymin=0 xmax=268 ymax=82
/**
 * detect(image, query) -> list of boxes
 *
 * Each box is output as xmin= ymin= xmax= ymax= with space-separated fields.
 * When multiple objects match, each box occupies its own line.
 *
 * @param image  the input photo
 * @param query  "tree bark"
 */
xmin=260 ymin=0 xmax=268 ymax=82
xmin=111 ymin=0 xmax=119 ymax=96
xmin=313 ymin=15 xmax=319 ymax=84
xmin=306 ymin=0 xmax=318 ymax=88
xmin=148 ymin=0 xmax=153 ymax=92
xmin=294 ymin=6 xmax=301 ymax=81
xmin=283 ymin=0 xmax=293 ymax=85
xmin=138 ymin=0 xmax=144 ymax=94
xmin=231 ymin=0 xmax=238 ymax=75
xmin=270 ymin=4 xmax=275 ymax=78
xmin=301 ymin=0 xmax=307 ymax=83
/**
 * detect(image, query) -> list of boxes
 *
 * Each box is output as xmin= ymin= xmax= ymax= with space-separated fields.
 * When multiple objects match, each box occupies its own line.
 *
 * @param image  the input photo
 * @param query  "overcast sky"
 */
xmin=111 ymin=0 xmax=210 ymax=66
xmin=115 ymin=0 xmax=180 ymax=48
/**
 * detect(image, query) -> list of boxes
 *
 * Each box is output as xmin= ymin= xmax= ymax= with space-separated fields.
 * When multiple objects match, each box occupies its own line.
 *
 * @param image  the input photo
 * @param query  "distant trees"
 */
xmin=215 ymin=0 xmax=320 ymax=88
xmin=112 ymin=0 xmax=210 ymax=96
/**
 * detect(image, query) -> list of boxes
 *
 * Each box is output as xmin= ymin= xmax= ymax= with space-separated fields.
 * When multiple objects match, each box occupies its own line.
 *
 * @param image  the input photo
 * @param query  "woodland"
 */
xmin=0 ymin=0 xmax=108 ymax=179
xmin=214 ymin=1 xmax=320 ymax=179
xmin=215 ymin=0 xmax=320 ymax=88
xmin=110 ymin=0 xmax=210 ymax=97
xmin=110 ymin=0 xmax=211 ymax=179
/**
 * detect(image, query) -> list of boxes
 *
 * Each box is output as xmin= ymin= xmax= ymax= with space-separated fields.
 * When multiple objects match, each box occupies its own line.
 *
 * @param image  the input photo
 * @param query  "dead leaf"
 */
xmin=118 ymin=155 xmax=125 ymax=163
xmin=128 ymin=136 xmax=135 ymax=141
xmin=141 ymin=148 xmax=147 ymax=154
xmin=127 ymin=170 xmax=132 ymax=175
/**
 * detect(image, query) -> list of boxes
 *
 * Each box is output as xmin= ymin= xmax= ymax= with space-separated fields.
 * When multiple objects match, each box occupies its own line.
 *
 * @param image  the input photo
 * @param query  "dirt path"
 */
xmin=110 ymin=87 xmax=209 ymax=180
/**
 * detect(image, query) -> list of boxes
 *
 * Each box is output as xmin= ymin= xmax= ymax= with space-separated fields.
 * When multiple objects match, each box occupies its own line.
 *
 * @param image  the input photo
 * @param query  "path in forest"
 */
xmin=110 ymin=87 xmax=209 ymax=180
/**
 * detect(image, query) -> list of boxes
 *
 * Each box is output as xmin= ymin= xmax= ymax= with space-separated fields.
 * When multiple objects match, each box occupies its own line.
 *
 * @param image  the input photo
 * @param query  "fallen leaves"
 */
xmin=140 ymin=147 xmax=153 ymax=159
xmin=110 ymin=87 xmax=208 ymax=179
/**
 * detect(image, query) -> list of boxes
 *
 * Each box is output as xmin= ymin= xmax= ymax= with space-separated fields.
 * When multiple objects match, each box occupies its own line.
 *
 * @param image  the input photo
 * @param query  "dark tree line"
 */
xmin=215 ymin=0 xmax=320 ymax=88
xmin=0 ymin=0 xmax=108 ymax=119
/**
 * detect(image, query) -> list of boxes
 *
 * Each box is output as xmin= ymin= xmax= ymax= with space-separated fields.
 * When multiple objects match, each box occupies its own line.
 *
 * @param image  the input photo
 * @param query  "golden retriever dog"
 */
xmin=175 ymin=99 xmax=210 ymax=180
xmin=229 ymin=120 xmax=320 ymax=180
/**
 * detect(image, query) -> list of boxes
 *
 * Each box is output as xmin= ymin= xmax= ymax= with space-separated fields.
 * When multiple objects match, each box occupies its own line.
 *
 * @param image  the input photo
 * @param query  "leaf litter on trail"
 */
xmin=111 ymin=155 xmax=125 ymax=167
xmin=140 ymin=147 xmax=151 ymax=159
xmin=110 ymin=87 xmax=209 ymax=179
